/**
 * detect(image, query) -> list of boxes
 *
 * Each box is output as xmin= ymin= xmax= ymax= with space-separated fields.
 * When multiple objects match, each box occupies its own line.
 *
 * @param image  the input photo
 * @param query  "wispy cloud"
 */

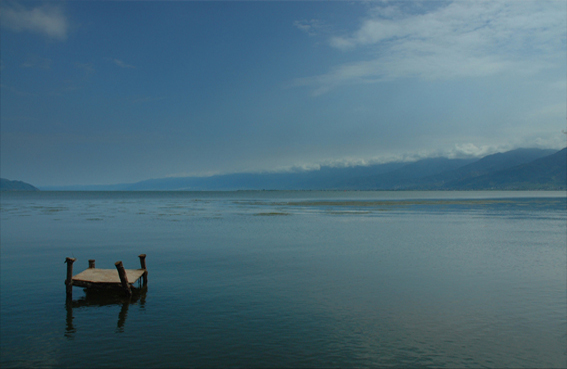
xmin=0 ymin=3 xmax=68 ymax=40
xmin=75 ymin=62 xmax=95 ymax=76
xmin=293 ymin=19 xmax=325 ymax=36
xmin=112 ymin=59 xmax=136 ymax=69
xmin=0 ymin=83 xmax=36 ymax=97
xmin=131 ymin=96 xmax=166 ymax=104
xmin=295 ymin=1 xmax=566 ymax=95
xmin=21 ymin=55 xmax=52 ymax=69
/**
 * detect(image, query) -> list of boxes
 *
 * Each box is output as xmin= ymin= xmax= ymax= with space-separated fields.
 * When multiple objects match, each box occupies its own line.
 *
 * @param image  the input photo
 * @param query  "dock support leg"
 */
xmin=115 ymin=261 xmax=132 ymax=296
xmin=88 ymin=259 xmax=95 ymax=269
xmin=138 ymin=254 xmax=148 ymax=286
xmin=65 ymin=257 xmax=76 ymax=298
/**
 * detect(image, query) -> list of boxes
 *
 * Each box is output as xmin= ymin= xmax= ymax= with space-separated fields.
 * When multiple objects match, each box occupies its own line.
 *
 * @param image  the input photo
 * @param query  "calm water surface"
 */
xmin=1 ymin=191 xmax=566 ymax=368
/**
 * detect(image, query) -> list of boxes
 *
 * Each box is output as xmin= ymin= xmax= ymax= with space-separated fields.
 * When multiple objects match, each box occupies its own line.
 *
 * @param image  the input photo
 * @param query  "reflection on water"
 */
xmin=65 ymin=287 xmax=147 ymax=338
xmin=1 ymin=191 xmax=565 ymax=368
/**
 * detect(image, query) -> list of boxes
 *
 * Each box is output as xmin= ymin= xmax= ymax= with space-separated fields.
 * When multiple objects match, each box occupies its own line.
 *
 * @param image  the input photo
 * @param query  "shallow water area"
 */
xmin=1 ymin=191 xmax=566 ymax=368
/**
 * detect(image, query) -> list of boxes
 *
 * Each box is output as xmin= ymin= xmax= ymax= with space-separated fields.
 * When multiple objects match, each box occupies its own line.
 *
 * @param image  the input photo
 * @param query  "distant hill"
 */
xmin=450 ymin=148 xmax=566 ymax=190
xmin=41 ymin=147 xmax=566 ymax=191
xmin=122 ymin=161 xmax=407 ymax=191
xmin=338 ymin=157 xmax=476 ymax=190
xmin=0 ymin=178 xmax=40 ymax=191
xmin=405 ymin=148 xmax=559 ymax=190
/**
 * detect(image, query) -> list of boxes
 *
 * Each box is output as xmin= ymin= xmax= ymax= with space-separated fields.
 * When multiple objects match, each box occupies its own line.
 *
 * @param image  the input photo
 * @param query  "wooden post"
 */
xmin=115 ymin=261 xmax=132 ymax=296
xmin=65 ymin=257 xmax=76 ymax=298
xmin=88 ymin=259 xmax=96 ymax=269
xmin=139 ymin=254 xmax=148 ymax=286
xmin=138 ymin=254 xmax=147 ymax=269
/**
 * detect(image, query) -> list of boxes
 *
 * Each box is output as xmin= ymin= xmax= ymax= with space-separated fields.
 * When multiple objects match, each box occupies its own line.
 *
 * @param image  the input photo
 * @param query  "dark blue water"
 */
xmin=1 ymin=191 xmax=566 ymax=368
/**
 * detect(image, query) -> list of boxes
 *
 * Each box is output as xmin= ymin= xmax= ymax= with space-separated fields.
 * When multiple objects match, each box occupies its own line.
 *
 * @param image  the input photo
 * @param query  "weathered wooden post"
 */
xmin=138 ymin=254 xmax=148 ymax=286
xmin=65 ymin=257 xmax=76 ymax=298
xmin=88 ymin=259 xmax=96 ymax=269
xmin=138 ymin=254 xmax=147 ymax=269
xmin=115 ymin=261 xmax=132 ymax=296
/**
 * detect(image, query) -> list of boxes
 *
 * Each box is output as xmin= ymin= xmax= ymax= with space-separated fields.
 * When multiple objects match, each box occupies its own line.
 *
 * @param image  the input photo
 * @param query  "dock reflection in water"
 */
xmin=65 ymin=287 xmax=147 ymax=337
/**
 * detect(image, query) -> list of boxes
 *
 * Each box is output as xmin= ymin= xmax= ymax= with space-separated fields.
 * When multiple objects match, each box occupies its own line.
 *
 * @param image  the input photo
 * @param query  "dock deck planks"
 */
xmin=73 ymin=268 xmax=146 ymax=285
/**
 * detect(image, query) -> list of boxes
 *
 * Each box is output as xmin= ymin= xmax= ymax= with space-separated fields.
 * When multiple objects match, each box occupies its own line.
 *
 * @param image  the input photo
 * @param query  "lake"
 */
xmin=1 ymin=191 xmax=566 ymax=368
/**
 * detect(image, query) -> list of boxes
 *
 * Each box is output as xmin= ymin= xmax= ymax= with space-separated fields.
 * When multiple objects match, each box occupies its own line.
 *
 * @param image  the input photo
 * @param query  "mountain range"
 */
xmin=38 ymin=147 xmax=566 ymax=191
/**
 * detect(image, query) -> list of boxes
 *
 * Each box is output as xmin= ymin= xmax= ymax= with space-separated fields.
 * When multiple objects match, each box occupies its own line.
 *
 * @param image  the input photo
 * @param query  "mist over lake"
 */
xmin=1 ymin=191 xmax=565 ymax=368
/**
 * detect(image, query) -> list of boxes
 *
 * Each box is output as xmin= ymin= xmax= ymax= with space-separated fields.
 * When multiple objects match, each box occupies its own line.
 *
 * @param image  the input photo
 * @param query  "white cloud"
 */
xmin=510 ymin=133 xmax=567 ymax=150
xmin=296 ymin=1 xmax=566 ymax=94
xmin=446 ymin=143 xmax=500 ymax=158
xmin=0 ymin=3 xmax=68 ymax=40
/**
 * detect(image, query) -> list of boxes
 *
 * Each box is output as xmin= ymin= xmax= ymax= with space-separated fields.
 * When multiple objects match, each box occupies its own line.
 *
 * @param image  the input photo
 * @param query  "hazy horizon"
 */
xmin=31 ymin=147 xmax=562 ymax=190
xmin=1 ymin=1 xmax=566 ymax=187
xmin=5 ymin=145 xmax=566 ymax=188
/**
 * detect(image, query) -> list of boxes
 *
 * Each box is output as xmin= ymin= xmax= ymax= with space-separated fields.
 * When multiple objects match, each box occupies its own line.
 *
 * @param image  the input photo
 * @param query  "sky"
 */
xmin=1 ymin=0 xmax=566 ymax=186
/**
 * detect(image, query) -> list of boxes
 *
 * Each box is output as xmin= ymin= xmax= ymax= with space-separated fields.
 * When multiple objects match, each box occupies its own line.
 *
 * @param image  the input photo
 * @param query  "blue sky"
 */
xmin=1 ymin=0 xmax=565 ymax=186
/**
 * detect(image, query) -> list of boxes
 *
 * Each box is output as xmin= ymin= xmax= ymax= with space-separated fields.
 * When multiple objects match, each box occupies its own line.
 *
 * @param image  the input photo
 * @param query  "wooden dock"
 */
xmin=65 ymin=255 xmax=147 ymax=298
